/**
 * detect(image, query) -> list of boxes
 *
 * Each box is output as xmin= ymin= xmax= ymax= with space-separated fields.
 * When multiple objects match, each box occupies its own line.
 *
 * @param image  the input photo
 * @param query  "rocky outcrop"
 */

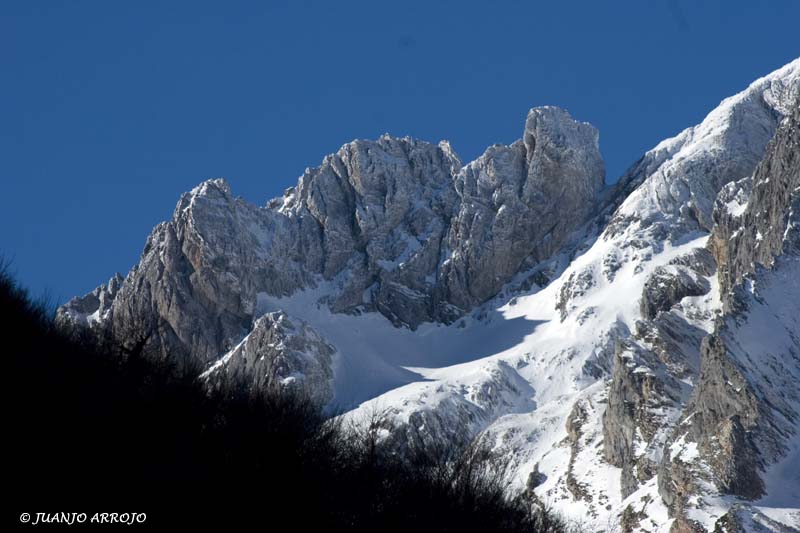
xmin=658 ymin=94 xmax=800 ymax=526
xmin=565 ymin=400 xmax=593 ymax=501
xmin=371 ymin=360 xmax=535 ymax=458
xmin=677 ymin=334 xmax=763 ymax=498
xmin=710 ymin=94 xmax=800 ymax=311
xmin=202 ymin=311 xmax=335 ymax=406
xmin=441 ymin=107 xmax=604 ymax=314
xmin=281 ymin=135 xmax=463 ymax=324
xmin=598 ymin=65 xmax=800 ymax=529
xmin=640 ymin=265 xmax=711 ymax=320
xmin=57 ymin=273 xmax=123 ymax=328
xmin=603 ymin=341 xmax=680 ymax=498
xmin=713 ymin=505 xmax=800 ymax=532
xmin=555 ymin=265 xmax=597 ymax=322
xmin=104 ymin=180 xmax=287 ymax=366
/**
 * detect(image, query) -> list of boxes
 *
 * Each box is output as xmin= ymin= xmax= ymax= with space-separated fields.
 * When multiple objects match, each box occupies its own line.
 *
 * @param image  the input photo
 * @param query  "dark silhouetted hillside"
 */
xmin=4 ymin=265 xmax=572 ymax=531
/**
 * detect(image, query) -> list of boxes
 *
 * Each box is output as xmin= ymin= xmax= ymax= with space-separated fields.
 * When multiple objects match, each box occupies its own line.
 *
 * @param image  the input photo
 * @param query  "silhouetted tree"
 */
xmin=4 ymin=265 xmax=576 ymax=531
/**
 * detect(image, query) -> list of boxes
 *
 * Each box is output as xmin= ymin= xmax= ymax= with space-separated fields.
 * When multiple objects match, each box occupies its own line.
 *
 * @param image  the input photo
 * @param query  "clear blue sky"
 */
xmin=2 ymin=0 xmax=798 ymax=302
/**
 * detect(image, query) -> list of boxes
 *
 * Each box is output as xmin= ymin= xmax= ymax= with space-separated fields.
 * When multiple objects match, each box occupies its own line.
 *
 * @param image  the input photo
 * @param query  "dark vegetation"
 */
xmin=4 ymin=265 xmax=572 ymax=531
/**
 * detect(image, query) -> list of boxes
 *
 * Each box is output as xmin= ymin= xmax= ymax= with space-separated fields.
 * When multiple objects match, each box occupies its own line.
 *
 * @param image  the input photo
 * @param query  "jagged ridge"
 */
xmin=58 ymin=59 xmax=800 ymax=532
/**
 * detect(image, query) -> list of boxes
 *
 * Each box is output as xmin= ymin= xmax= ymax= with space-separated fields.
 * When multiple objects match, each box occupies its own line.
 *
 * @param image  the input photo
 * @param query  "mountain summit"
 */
xmin=59 ymin=58 xmax=800 ymax=531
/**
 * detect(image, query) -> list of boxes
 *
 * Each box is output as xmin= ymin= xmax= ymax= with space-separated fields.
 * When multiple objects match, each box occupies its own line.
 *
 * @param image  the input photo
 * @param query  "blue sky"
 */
xmin=1 ymin=0 xmax=798 ymax=302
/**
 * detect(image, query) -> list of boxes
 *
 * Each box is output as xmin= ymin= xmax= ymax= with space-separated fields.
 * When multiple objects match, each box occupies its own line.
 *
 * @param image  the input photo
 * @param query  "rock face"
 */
xmin=603 ymin=341 xmax=675 ymax=499
xmin=665 ymin=333 xmax=764 ymax=499
xmin=711 ymin=94 xmax=800 ymax=310
xmin=59 ymin=107 xmax=604 ymax=360
xmin=279 ymin=135 xmax=463 ymax=325
xmin=59 ymin=59 xmax=800 ymax=532
xmin=595 ymin=61 xmax=800 ymax=523
xmin=657 ymin=92 xmax=800 ymax=529
xmin=640 ymin=265 xmax=711 ymax=320
xmin=441 ymin=107 xmax=605 ymax=314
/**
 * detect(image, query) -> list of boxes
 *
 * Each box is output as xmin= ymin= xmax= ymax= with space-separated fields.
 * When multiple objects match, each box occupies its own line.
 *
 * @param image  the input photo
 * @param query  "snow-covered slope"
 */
xmin=58 ymin=58 xmax=800 ymax=531
xmin=656 ymin=75 xmax=800 ymax=532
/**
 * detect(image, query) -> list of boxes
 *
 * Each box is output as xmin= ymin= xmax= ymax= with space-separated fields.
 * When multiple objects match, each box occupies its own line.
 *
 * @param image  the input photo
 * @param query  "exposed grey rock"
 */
xmin=60 ymin=107 xmax=605 ymax=365
xmin=640 ymin=265 xmax=711 ymax=320
xmin=713 ymin=504 xmax=800 ymax=533
xmin=668 ymin=247 xmax=717 ymax=277
xmin=565 ymin=400 xmax=592 ymax=502
xmin=555 ymin=266 xmax=596 ymax=321
xmin=683 ymin=334 xmax=763 ymax=498
xmin=202 ymin=311 xmax=335 ymax=406
xmin=603 ymin=244 xmax=718 ymax=501
xmin=634 ymin=312 xmax=706 ymax=379
xmin=56 ymin=273 xmax=123 ymax=328
xmin=658 ymin=94 xmax=800 ymax=526
xmin=711 ymin=95 xmax=800 ymax=311
xmin=440 ymin=107 xmax=604 ymax=315
xmin=284 ymin=135 xmax=463 ymax=325
xmin=603 ymin=341 xmax=675 ymax=498
xmin=104 ymin=180 xmax=290 ymax=366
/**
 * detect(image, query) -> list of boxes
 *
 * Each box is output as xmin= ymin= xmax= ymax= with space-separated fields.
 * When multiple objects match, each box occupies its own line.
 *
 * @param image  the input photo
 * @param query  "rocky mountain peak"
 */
xmin=523 ymin=106 xmax=602 ymax=176
xmin=60 ymin=104 xmax=606 ymax=362
xmin=56 ymin=58 xmax=800 ymax=531
xmin=523 ymin=105 xmax=605 ymax=218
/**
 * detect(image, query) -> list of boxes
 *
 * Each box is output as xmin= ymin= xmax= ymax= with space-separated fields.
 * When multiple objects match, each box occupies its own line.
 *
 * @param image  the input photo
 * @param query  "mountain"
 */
xmin=58 ymin=58 xmax=800 ymax=531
